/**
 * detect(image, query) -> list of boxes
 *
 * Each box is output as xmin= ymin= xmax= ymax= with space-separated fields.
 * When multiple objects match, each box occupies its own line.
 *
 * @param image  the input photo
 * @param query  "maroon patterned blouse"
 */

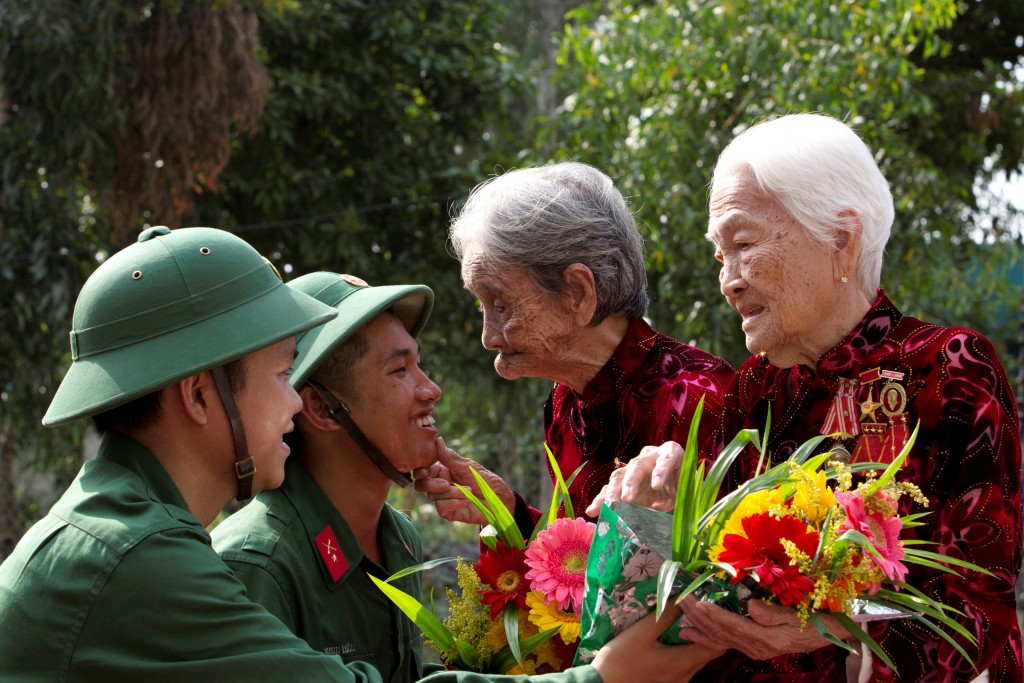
xmin=520 ymin=317 xmax=734 ymax=524
xmin=699 ymin=290 xmax=1023 ymax=682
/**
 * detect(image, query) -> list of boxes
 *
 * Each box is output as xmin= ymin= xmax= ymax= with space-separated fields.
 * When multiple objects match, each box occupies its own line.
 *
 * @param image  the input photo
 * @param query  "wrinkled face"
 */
xmin=708 ymin=163 xmax=842 ymax=368
xmin=461 ymin=253 xmax=579 ymax=382
xmin=234 ymin=337 xmax=302 ymax=493
xmin=340 ymin=313 xmax=442 ymax=474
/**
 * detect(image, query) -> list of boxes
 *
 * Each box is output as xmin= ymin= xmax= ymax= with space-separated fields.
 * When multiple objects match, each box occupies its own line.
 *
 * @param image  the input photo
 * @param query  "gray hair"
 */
xmin=449 ymin=162 xmax=649 ymax=323
xmin=711 ymin=114 xmax=894 ymax=295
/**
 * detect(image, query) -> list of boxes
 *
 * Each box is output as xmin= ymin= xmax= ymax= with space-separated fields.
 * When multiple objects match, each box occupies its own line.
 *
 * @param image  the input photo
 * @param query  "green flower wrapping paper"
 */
xmin=573 ymin=501 xmax=745 ymax=664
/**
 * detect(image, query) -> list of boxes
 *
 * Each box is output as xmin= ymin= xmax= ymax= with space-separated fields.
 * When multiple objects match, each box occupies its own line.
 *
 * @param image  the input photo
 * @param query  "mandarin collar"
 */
xmin=813 ymin=289 xmax=902 ymax=377
xmin=576 ymin=317 xmax=658 ymax=405
xmin=96 ymin=431 xmax=199 ymax=527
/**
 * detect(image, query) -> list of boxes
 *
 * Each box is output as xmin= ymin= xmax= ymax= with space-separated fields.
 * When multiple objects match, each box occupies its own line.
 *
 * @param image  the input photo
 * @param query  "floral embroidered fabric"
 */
xmin=700 ymin=290 xmax=1023 ymax=682
xmin=541 ymin=317 xmax=734 ymax=521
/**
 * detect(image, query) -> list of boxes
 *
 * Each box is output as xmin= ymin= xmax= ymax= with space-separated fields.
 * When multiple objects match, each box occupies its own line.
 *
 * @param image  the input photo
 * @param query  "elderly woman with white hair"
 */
xmin=593 ymin=114 xmax=1022 ymax=682
xmin=415 ymin=161 xmax=734 ymax=538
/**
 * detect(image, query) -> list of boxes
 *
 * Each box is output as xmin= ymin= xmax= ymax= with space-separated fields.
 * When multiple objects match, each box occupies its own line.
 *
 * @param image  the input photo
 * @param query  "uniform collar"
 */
xmin=95 ymin=431 xmax=199 ymax=527
xmin=279 ymin=457 xmax=415 ymax=588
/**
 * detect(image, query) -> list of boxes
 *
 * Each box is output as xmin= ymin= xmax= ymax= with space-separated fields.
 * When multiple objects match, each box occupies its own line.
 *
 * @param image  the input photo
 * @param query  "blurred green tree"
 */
xmin=543 ymin=0 xmax=1023 ymax=368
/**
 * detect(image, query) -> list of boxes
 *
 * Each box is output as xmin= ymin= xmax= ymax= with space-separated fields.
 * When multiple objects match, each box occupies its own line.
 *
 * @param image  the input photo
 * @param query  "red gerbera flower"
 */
xmin=474 ymin=542 xmax=530 ymax=619
xmin=715 ymin=511 xmax=820 ymax=607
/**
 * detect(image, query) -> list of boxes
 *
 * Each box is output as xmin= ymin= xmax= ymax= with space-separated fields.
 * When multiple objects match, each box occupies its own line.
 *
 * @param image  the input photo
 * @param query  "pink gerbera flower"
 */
xmin=836 ymin=490 xmax=908 ymax=583
xmin=524 ymin=517 xmax=596 ymax=613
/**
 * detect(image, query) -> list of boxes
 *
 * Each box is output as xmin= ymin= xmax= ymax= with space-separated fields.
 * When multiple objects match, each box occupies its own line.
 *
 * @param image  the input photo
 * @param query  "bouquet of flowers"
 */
xmin=577 ymin=399 xmax=987 ymax=675
xmin=372 ymin=449 xmax=594 ymax=675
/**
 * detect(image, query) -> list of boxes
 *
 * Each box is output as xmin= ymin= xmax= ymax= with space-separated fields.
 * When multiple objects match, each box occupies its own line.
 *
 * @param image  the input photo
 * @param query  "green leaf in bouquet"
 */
xmin=479 ymin=525 xmax=499 ymax=551
xmin=490 ymin=626 xmax=562 ymax=674
xmin=532 ymin=460 xmax=587 ymax=543
xmin=902 ymin=547 xmax=994 ymax=577
xmin=454 ymin=639 xmax=481 ymax=670
xmin=698 ymin=427 xmax=755 ymax=515
xmin=673 ymin=566 xmax=723 ymax=603
xmin=671 ymin=397 xmax=706 ymax=564
xmin=655 ymin=559 xmax=683 ymax=619
xmin=864 ymin=421 xmax=920 ymax=494
xmin=383 ymin=556 xmax=458 ymax=583
xmin=874 ymin=586 xmax=979 ymax=668
xmin=873 ymin=584 xmax=979 ymax=665
xmin=807 ymin=613 xmax=858 ymax=656
xmin=455 ymin=470 xmax=525 ymax=550
xmin=369 ymin=574 xmax=457 ymax=653
xmin=829 ymin=612 xmax=899 ymax=673
xmin=898 ymin=511 xmax=932 ymax=528
xmin=810 ymin=506 xmax=834 ymax=571
xmin=503 ymin=604 xmax=524 ymax=669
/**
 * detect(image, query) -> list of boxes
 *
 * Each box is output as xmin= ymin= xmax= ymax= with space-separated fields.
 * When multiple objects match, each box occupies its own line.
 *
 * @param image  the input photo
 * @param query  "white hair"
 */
xmin=712 ymin=114 xmax=894 ymax=295
xmin=449 ymin=162 xmax=649 ymax=323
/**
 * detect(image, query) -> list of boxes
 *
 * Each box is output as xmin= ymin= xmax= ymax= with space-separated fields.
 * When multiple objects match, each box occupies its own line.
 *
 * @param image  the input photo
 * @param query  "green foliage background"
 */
xmin=1 ymin=0 xmax=1022 ymax=553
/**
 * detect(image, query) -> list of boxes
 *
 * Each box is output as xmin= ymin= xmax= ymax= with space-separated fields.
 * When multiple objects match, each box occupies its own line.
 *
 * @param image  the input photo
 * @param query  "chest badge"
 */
xmin=315 ymin=524 xmax=349 ymax=581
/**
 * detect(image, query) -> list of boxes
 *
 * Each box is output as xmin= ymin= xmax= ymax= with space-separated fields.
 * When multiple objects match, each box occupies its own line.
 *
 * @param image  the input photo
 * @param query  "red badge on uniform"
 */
xmin=315 ymin=524 xmax=349 ymax=582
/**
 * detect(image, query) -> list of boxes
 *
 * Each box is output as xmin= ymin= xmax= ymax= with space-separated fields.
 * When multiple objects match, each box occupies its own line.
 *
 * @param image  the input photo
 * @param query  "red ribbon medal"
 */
xmin=315 ymin=524 xmax=349 ymax=582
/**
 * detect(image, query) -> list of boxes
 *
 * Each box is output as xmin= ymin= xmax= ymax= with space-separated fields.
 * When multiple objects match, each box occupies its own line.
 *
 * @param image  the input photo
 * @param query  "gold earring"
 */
xmin=840 ymin=273 xmax=849 ymax=283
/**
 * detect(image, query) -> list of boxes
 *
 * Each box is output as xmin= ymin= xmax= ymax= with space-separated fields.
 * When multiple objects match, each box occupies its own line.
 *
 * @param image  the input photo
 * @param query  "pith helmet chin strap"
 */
xmin=212 ymin=365 xmax=256 ymax=501
xmin=306 ymin=379 xmax=413 ymax=488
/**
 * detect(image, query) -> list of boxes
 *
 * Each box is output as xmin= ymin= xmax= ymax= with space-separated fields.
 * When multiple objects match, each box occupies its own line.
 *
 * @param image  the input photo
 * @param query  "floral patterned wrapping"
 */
xmin=539 ymin=317 xmax=734 ymax=523
xmin=573 ymin=502 xmax=743 ymax=665
xmin=697 ymin=290 xmax=1023 ymax=683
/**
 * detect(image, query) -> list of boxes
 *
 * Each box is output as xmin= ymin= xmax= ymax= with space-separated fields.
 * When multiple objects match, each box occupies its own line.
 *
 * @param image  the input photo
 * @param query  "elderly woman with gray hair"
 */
xmin=414 ymin=161 xmax=734 ymax=539
xmin=592 ymin=114 xmax=1022 ymax=682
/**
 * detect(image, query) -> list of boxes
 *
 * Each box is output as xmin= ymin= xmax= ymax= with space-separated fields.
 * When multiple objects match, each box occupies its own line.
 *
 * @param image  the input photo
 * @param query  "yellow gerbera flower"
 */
xmin=790 ymin=469 xmax=836 ymax=527
xmin=526 ymin=591 xmax=581 ymax=644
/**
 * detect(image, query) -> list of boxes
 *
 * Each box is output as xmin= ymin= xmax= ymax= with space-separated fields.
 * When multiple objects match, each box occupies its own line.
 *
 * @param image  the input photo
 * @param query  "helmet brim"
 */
xmin=43 ymin=284 xmax=337 ymax=426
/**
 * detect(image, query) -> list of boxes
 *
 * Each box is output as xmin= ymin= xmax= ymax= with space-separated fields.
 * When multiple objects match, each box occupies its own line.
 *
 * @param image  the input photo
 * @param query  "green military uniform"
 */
xmin=213 ymin=457 xmax=440 ymax=682
xmin=0 ymin=432 xmax=381 ymax=682
xmin=0 ymin=433 xmax=602 ymax=683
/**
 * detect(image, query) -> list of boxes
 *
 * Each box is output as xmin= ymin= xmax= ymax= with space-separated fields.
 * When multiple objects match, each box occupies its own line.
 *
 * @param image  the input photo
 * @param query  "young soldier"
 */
xmin=213 ymin=272 xmax=443 ymax=681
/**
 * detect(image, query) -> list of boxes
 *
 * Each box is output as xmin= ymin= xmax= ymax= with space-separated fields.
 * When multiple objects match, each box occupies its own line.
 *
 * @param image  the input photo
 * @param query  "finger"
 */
xmin=414 ymin=477 xmax=452 ymax=495
xmin=746 ymin=599 xmax=800 ymax=628
xmin=650 ymin=443 xmax=684 ymax=489
xmin=619 ymin=457 xmax=655 ymax=501
xmin=586 ymin=486 xmax=610 ymax=517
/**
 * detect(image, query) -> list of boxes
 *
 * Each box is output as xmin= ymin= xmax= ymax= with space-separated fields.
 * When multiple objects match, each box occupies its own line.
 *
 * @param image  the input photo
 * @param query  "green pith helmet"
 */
xmin=43 ymin=226 xmax=339 ymax=426
xmin=287 ymin=272 xmax=433 ymax=389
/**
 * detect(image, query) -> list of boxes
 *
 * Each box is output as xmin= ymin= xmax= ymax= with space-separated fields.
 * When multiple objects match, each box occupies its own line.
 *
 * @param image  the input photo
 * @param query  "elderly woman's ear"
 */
xmin=561 ymin=263 xmax=599 ymax=326
xmin=832 ymin=209 xmax=863 ymax=283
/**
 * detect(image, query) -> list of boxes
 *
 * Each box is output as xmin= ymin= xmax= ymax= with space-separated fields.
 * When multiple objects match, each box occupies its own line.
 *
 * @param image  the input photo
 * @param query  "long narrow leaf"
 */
xmin=832 ymin=612 xmax=898 ymax=673
xmin=672 ymin=398 xmax=705 ymax=563
xmin=656 ymin=559 xmax=683 ymax=620
xmin=807 ymin=614 xmax=857 ymax=655
xmin=864 ymin=422 xmax=919 ymax=494
xmin=903 ymin=548 xmax=994 ymax=577
xmin=468 ymin=468 xmax=526 ymax=549
xmin=698 ymin=429 xmax=754 ymax=514
xmin=546 ymin=444 xmax=575 ymax=520
xmin=385 ymin=557 xmax=458 ymax=583
xmin=369 ymin=575 xmax=456 ymax=652
xmin=490 ymin=627 xmax=561 ymax=674
xmin=503 ymin=604 xmax=523 ymax=669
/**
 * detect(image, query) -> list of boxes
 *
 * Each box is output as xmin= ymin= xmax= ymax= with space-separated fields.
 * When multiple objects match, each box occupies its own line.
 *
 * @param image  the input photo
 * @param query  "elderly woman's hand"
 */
xmin=586 ymin=441 xmax=685 ymax=517
xmin=412 ymin=437 xmax=515 ymax=525
xmin=677 ymin=595 xmax=850 ymax=661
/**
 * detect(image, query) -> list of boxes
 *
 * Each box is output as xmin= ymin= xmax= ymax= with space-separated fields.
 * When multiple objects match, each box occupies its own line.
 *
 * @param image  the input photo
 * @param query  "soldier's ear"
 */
xmin=299 ymin=385 xmax=343 ymax=432
xmin=175 ymin=371 xmax=216 ymax=425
